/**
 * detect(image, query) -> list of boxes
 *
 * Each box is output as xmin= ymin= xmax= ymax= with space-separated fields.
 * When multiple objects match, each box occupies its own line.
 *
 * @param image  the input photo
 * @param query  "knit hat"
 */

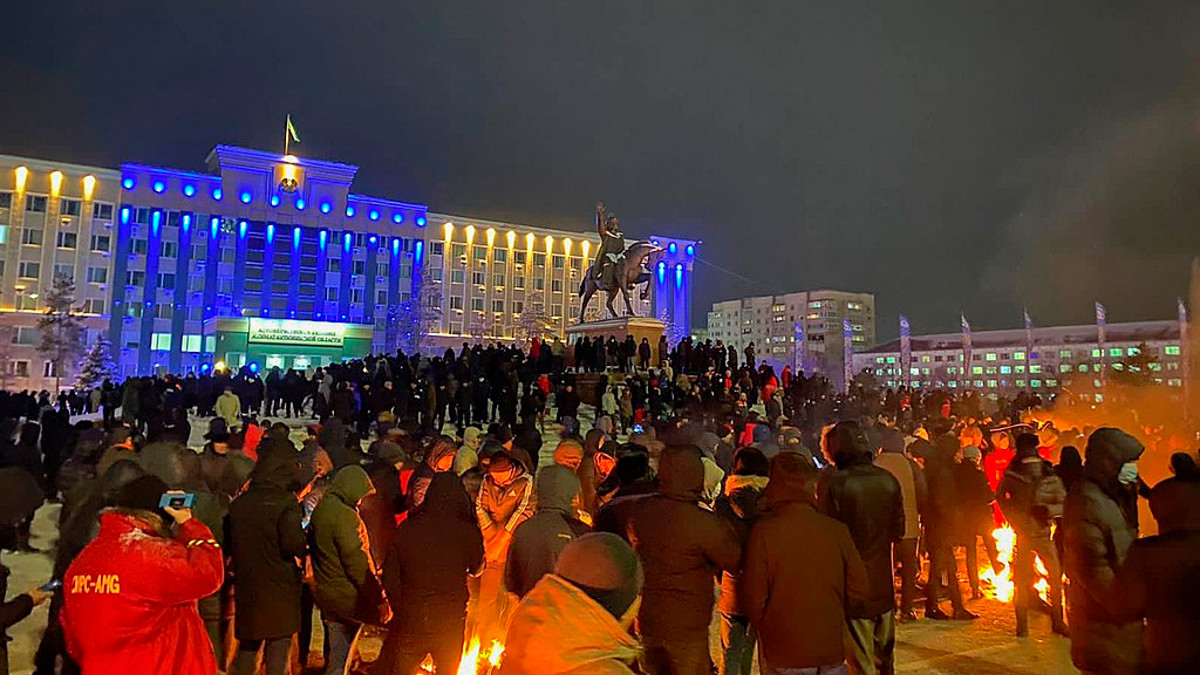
xmin=553 ymin=440 xmax=584 ymax=468
xmin=376 ymin=441 xmax=407 ymax=466
xmin=962 ymin=445 xmax=981 ymax=460
xmin=113 ymin=474 xmax=169 ymax=512
xmin=555 ymin=532 xmax=643 ymax=619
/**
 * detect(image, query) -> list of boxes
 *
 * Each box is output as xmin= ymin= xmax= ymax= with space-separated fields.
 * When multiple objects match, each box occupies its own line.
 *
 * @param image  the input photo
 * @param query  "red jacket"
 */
xmin=61 ymin=512 xmax=224 ymax=675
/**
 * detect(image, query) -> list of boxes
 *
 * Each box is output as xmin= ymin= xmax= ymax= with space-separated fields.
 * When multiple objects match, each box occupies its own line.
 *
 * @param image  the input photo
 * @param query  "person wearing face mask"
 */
xmin=1063 ymin=427 xmax=1145 ymax=675
xmin=474 ymin=448 xmax=535 ymax=645
xmin=501 ymin=533 xmax=643 ymax=675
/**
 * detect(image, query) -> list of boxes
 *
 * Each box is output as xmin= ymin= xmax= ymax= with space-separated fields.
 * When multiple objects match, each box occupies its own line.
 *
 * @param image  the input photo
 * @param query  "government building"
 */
xmin=0 ymin=146 xmax=698 ymax=390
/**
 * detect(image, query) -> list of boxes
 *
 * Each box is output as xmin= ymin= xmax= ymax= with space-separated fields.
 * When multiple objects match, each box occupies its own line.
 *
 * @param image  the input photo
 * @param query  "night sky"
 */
xmin=3 ymin=1 xmax=1199 ymax=338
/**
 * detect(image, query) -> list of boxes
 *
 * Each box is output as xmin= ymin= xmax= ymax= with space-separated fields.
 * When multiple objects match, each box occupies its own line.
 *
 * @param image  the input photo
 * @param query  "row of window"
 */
xmin=0 ymin=193 xmax=114 ymax=220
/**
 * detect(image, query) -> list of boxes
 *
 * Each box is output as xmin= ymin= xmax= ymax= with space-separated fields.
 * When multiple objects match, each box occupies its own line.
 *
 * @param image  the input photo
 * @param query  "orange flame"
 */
xmin=979 ymin=525 xmax=1052 ymax=605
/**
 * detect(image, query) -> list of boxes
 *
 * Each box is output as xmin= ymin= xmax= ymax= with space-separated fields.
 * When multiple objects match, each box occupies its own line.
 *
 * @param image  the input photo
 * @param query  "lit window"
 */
xmin=1165 ymin=345 xmax=1181 ymax=355
xmin=150 ymin=333 xmax=173 ymax=350
xmin=985 ymin=353 xmax=997 ymax=361
xmin=1013 ymin=351 xmax=1025 ymax=361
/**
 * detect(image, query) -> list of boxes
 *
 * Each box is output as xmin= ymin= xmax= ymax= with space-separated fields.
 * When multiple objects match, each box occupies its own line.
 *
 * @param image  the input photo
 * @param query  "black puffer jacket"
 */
xmin=382 ymin=473 xmax=484 ymax=629
xmin=227 ymin=444 xmax=307 ymax=640
xmin=1063 ymin=428 xmax=1144 ymax=675
xmin=818 ymin=458 xmax=904 ymax=617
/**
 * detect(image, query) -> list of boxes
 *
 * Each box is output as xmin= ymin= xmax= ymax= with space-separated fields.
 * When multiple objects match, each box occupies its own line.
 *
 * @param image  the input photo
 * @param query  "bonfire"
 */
xmin=419 ymin=637 xmax=505 ymax=675
xmin=978 ymin=524 xmax=1053 ymax=604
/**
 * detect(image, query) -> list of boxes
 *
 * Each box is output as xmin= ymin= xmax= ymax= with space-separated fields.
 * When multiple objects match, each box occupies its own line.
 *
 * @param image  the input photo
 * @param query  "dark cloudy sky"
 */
xmin=3 ymin=1 xmax=1199 ymax=338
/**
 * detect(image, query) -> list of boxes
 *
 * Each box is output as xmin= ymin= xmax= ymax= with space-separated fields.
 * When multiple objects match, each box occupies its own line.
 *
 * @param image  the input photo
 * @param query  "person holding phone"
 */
xmin=60 ymin=475 xmax=224 ymax=675
xmin=0 ymin=563 xmax=52 ymax=675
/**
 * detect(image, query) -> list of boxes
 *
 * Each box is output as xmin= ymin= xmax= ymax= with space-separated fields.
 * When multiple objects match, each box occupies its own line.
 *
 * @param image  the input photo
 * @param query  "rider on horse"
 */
xmin=593 ymin=203 xmax=625 ymax=288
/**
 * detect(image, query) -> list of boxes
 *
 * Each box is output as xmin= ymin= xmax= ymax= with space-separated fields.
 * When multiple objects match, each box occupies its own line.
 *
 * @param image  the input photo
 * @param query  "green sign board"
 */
xmin=247 ymin=318 xmax=346 ymax=347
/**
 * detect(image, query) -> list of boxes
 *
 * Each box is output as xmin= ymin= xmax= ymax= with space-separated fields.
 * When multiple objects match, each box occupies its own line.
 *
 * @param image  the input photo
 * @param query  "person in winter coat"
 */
xmin=0 ymin=562 xmax=50 ymax=675
xmin=61 ymin=475 xmax=224 ymax=675
xmin=628 ymin=445 xmax=741 ymax=675
xmin=714 ymin=448 xmax=769 ymax=675
xmin=995 ymin=432 xmax=1068 ymax=637
xmin=474 ymin=448 xmax=536 ymax=643
xmin=214 ymin=386 xmax=242 ymax=431
xmin=1107 ymin=475 xmax=1200 ymax=675
xmin=375 ymin=473 xmax=485 ymax=675
xmin=873 ymin=429 xmax=925 ymax=620
xmin=310 ymin=465 xmax=387 ymax=675
xmin=923 ymin=434 xmax=977 ymax=620
xmin=818 ymin=421 xmax=905 ymax=675
xmin=360 ymin=441 xmax=408 ymax=565
xmin=955 ymin=445 xmax=1002 ymax=600
xmin=501 ymin=533 xmax=643 ymax=675
xmin=227 ymin=444 xmax=308 ymax=675
xmin=454 ymin=426 xmax=483 ymax=476
xmin=36 ymin=459 xmax=147 ymax=675
xmin=506 ymin=466 xmax=590 ymax=598
xmin=742 ymin=452 xmax=868 ymax=675
xmin=1063 ymin=428 xmax=1145 ymax=675
xmin=137 ymin=442 xmax=232 ymax=665
xmin=408 ymin=435 xmax=457 ymax=510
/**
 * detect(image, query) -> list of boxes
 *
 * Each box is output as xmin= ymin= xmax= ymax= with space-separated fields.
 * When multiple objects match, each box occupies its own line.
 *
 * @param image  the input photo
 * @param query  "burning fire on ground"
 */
xmin=419 ymin=637 xmax=505 ymax=675
xmin=978 ymin=525 xmax=1052 ymax=604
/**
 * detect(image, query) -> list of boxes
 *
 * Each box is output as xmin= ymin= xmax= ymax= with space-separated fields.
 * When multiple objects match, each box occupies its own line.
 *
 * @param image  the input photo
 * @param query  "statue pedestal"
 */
xmin=567 ymin=317 xmax=667 ymax=407
xmin=567 ymin=316 xmax=666 ymax=364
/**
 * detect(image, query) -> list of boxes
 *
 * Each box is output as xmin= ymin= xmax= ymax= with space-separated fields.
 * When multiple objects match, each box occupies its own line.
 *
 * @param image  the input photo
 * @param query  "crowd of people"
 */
xmin=0 ymin=334 xmax=1194 ymax=675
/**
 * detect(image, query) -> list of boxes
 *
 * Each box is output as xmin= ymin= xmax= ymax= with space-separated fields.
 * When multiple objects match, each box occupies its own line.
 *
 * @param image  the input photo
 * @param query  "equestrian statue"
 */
xmin=579 ymin=202 xmax=665 ymax=321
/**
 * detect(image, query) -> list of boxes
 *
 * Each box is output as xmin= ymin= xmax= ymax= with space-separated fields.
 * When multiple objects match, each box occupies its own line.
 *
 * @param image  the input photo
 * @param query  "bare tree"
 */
xmin=391 ymin=273 xmax=443 ymax=355
xmin=516 ymin=298 xmax=553 ymax=342
xmin=36 ymin=276 xmax=86 ymax=393
xmin=77 ymin=333 xmax=118 ymax=390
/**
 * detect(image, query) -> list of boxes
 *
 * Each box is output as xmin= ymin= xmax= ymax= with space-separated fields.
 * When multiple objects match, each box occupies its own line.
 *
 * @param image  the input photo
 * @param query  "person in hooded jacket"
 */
xmin=1107 ymin=475 xmax=1200 ymax=675
xmin=742 ymin=452 xmax=868 ymax=675
xmin=714 ymin=447 xmax=769 ymax=675
xmin=506 ymin=466 xmax=590 ymax=598
xmin=1063 ymin=428 xmax=1145 ymax=675
xmin=375 ymin=472 xmax=484 ymax=675
xmin=227 ymin=443 xmax=308 ymax=675
xmin=628 ymin=445 xmax=741 ymax=675
xmin=61 ymin=474 xmax=224 ymax=675
xmin=408 ymin=435 xmax=457 ymax=511
xmin=818 ymin=421 xmax=905 ymax=675
xmin=502 ymin=532 xmax=643 ymax=675
xmin=310 ymin=465 xmax=388 ymax=675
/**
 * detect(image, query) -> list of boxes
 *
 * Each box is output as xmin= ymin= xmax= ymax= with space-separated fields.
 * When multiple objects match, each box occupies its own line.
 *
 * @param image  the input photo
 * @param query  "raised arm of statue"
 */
xmin=596 ymin=203 xmax=607 ymax=236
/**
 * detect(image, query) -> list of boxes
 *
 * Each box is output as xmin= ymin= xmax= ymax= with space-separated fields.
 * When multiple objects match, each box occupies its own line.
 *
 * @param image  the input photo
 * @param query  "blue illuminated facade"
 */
xmin=114 ymin=146 xmax=428 ymax=374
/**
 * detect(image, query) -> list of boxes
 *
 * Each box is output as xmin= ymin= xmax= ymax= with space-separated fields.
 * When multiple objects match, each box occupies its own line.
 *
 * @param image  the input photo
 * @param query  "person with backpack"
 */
xmin=995 ymin=432 xmax=1068 ymax=638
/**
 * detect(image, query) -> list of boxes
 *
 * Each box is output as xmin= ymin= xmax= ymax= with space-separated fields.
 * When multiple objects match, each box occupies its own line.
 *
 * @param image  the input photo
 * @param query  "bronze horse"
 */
xmin=578 ymin=241 xmax=665 ymax=321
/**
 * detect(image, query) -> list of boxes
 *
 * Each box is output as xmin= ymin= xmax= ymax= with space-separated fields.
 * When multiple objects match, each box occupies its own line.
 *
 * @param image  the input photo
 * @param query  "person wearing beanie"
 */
xmin=874 ymin=429 xmax=926 ymax=620
xmin=1064 ymin=427 xmax=1145 ymax=675
xmin=743 ymin=452 xmax=868 ymax=675
xmin=953 ymin=444 xmax=1002 ymax=602
xmin=501 ymin=533 xmax=642 ymax=675
xmin=61 ymin=474 xmax=224 ymax=675
xmin=553 ymin=439 xmax=585 ymax=471
xmin=628 ymin=445 xmax=741 ymax=675
xmin=506 ymin=466 xmax=590 ymax=598
xmin=817 ymin=421 xmax=905 ymax=675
